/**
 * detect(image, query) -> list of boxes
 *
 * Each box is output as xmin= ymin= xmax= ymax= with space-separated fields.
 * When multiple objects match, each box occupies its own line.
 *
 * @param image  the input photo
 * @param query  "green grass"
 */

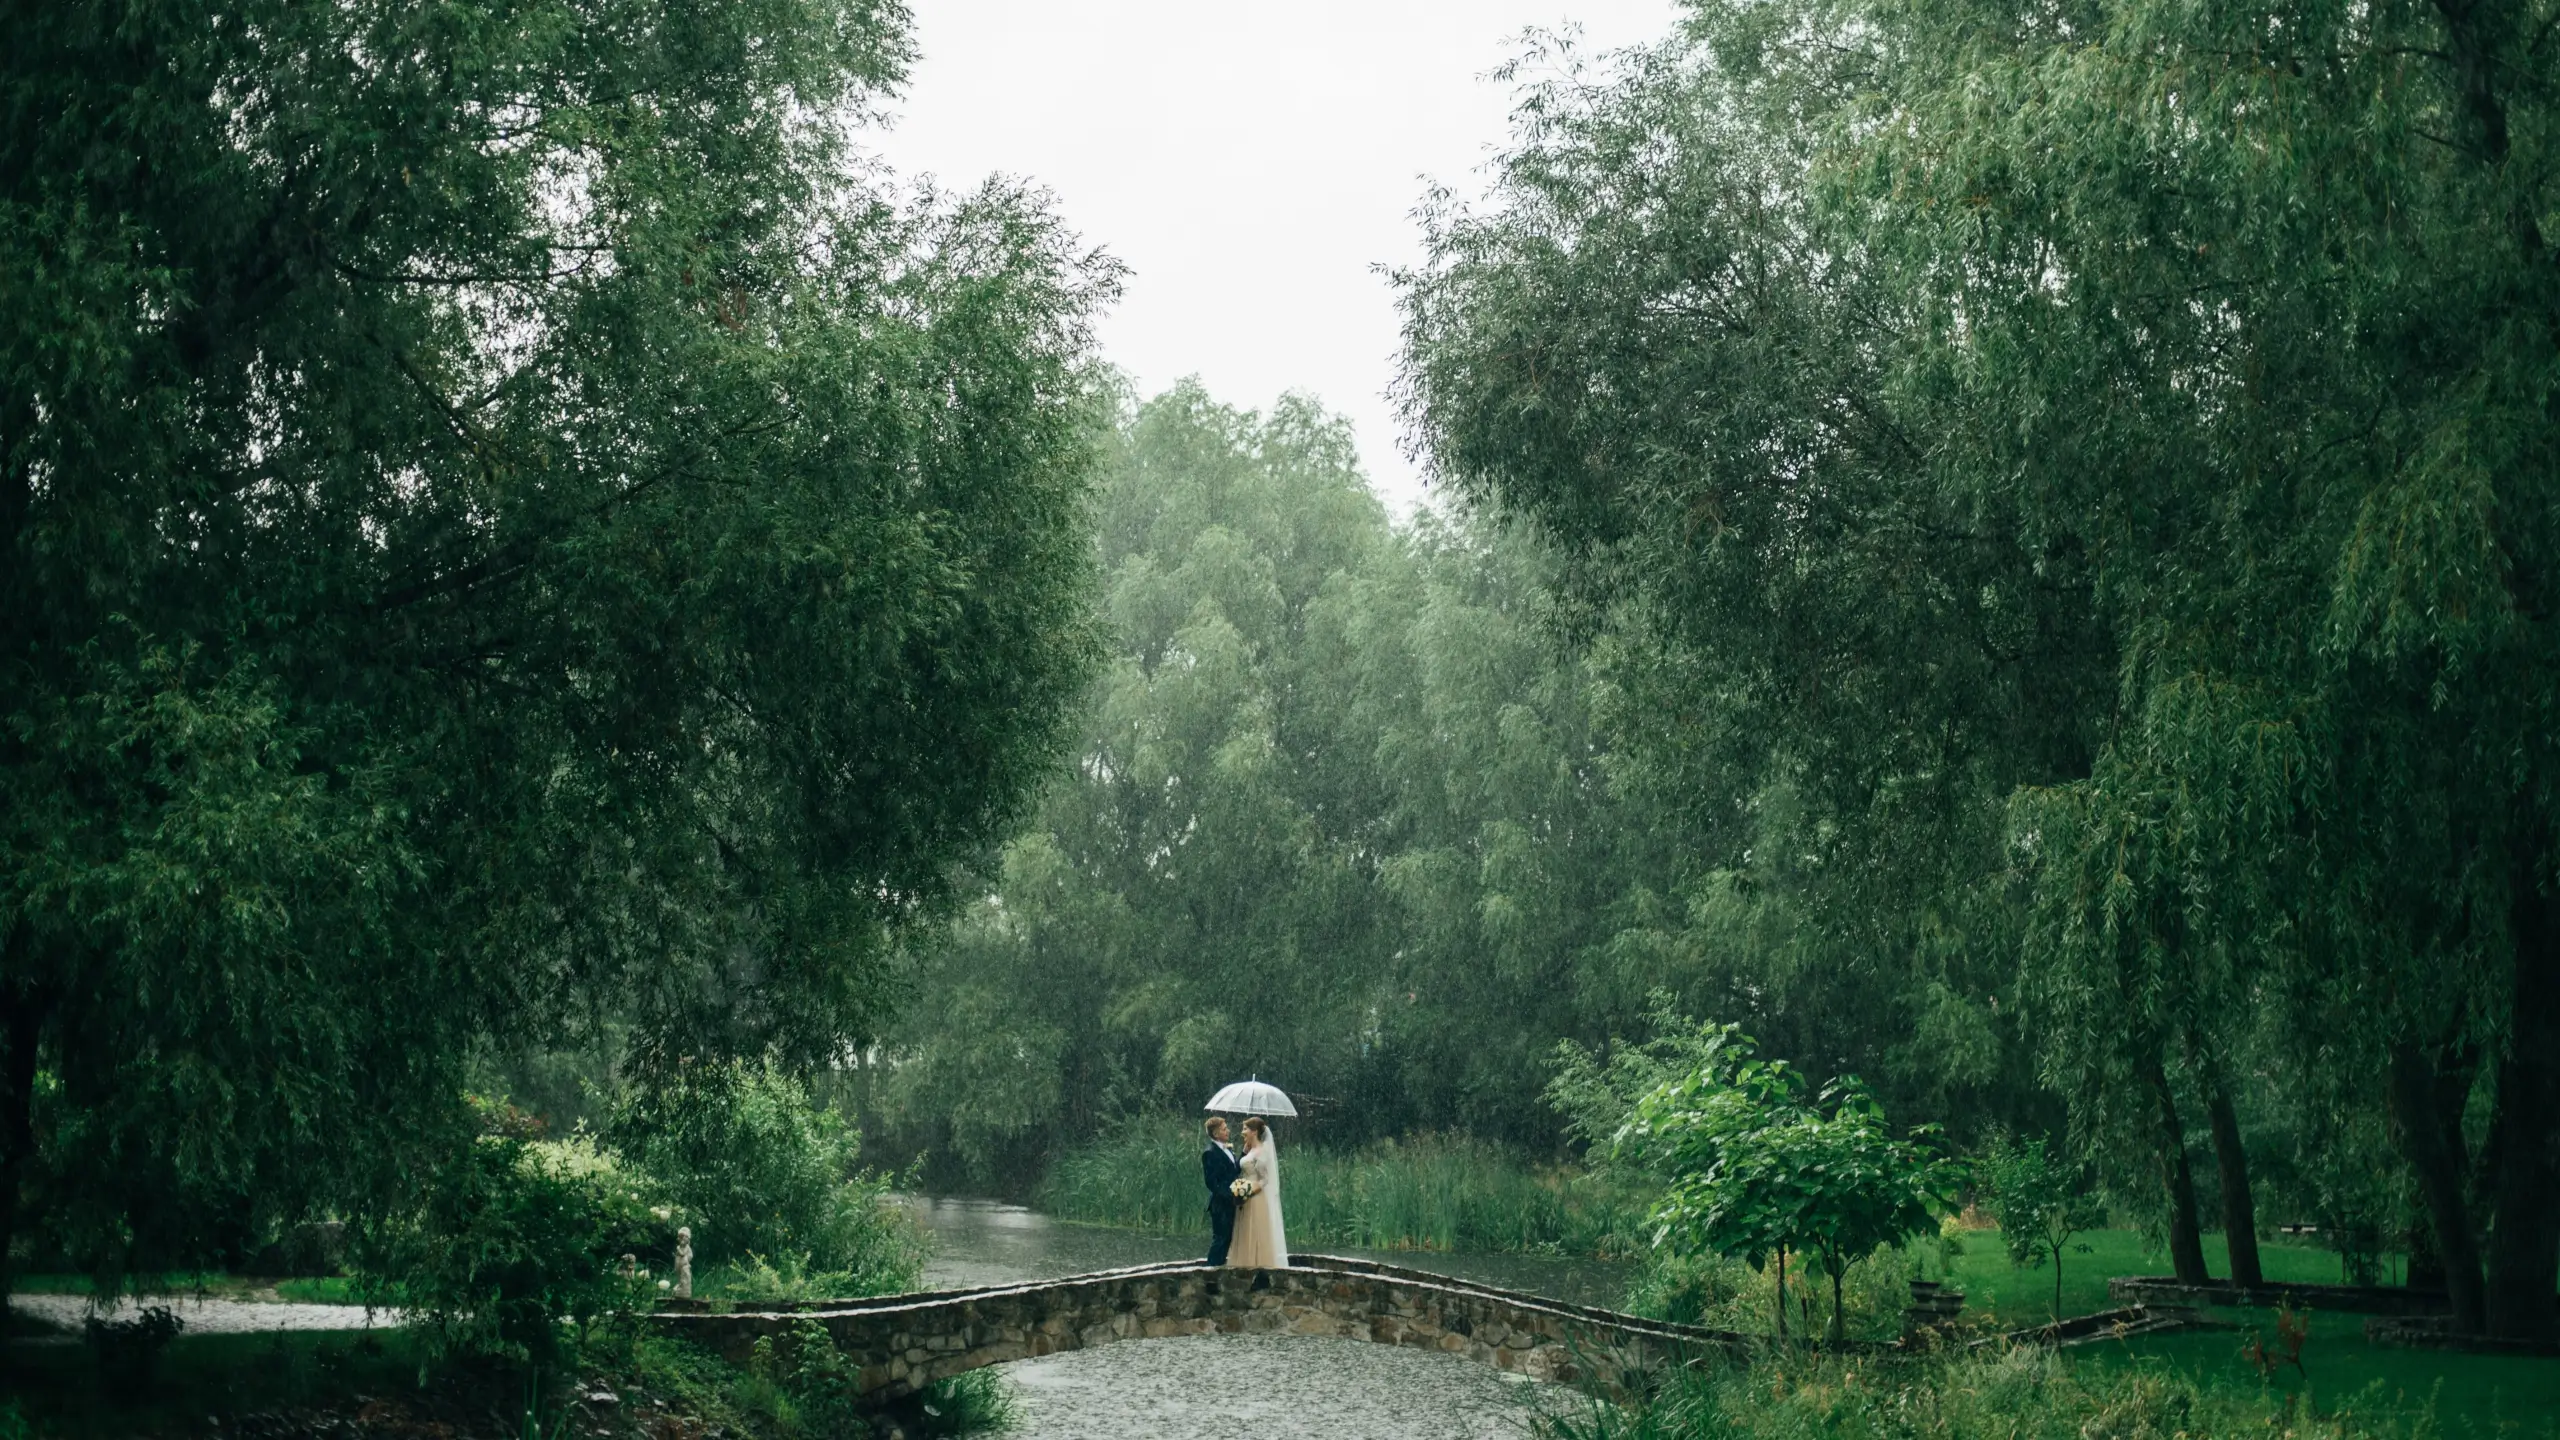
xmin=2080 ymin=1307 xmax=2560 ymax=1438
xmin=1929 ymin=1226 xmax=2362 ymax=1329
xmin=1540 ymin=1343 xmax=2557 ymax=1440
xmin=1042 ymin=1116 xmax=1651 ymax=1256
xmin=7 ymin=1272 xmax=243 ymax=1298
xmin=271 ymin=1275 xmax=363 ymax=1303
xmin=11 ymin=1272 xmax=363 ymax=1304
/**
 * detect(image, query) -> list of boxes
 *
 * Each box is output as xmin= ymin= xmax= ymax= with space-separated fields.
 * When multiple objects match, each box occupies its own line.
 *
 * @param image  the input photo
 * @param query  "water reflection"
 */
xmin=899 ymin=1195 xmax=1202 ymax=1290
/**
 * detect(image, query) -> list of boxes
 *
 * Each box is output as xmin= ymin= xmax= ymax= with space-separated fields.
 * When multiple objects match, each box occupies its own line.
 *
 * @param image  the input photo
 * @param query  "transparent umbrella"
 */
xmin=1203 ymin=1078 xmax=1298 ymax=1117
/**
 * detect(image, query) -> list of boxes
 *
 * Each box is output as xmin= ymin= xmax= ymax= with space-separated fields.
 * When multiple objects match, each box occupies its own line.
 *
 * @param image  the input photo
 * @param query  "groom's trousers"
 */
xmin=1206 ymin=1200 xmax=1236 ymax=1266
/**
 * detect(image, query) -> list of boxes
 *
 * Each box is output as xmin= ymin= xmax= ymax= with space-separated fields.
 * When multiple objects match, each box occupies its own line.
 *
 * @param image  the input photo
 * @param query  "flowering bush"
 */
xmin=611 ymin=1061 xmax=922 ymax=1294
xmin=360 ymin=1111 xmax=678 ymax=1364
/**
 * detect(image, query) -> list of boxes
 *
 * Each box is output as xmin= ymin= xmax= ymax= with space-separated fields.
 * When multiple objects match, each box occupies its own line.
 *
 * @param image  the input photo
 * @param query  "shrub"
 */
xmin=359 ymin=1128 xmax=663 ymax=1366
xmin=1618 ymin=1039 xmax=1953 ymax=1345
xmin=733 ymin=1318 xmax=1013 ymax=1437
xmin=1980 ymin=1131 xmax=2106 ymax=1320
xmin=707 ymin=1250 xmax=882 ymax=1305
xmin=83 ymin=1305 xmax=183 ymax=1387
xmin=612 ymin=1061 xmax=923 ymax=1292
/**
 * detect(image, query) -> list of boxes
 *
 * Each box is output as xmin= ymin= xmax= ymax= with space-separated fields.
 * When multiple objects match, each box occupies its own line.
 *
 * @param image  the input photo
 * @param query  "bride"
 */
xmin=1226 ymin=1115 xmax=1289 ymax=1268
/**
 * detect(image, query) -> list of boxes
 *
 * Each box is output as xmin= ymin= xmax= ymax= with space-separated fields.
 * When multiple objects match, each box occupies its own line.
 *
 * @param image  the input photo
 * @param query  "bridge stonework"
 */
xmin=651 ymin=1255 xmax=1744 ymax=1407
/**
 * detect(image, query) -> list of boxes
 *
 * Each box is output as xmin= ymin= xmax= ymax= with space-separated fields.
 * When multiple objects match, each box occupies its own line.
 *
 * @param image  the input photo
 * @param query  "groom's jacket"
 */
xmin=1202 ymin=1141 xmax=1241 ymax=1213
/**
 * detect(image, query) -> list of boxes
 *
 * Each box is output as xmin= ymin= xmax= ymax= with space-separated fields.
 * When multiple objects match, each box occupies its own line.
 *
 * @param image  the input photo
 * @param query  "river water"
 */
xmin=898 ymin=1198 xmax=1632 ymax=1439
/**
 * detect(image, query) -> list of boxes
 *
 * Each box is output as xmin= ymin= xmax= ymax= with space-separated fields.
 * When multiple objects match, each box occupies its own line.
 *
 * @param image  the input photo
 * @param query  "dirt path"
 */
xmin=9 ymin=1291 xmax=403 ymax=1338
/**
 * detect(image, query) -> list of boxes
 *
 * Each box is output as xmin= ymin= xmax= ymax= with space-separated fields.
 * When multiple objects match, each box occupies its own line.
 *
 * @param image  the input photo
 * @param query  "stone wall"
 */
xmin=650 ymin=1254 xmax=1748 ymax=1406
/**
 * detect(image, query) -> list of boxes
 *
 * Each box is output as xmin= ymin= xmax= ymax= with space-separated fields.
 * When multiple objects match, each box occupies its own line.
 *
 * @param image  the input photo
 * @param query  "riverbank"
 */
xmin=1041 ymin=1119 xmax=1650 ymax=1257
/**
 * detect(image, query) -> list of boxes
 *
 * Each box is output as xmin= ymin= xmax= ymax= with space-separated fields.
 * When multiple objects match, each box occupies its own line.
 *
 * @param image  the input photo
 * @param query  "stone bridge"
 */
xmin=651 ymin=1255 xmax=1750 ymax=1407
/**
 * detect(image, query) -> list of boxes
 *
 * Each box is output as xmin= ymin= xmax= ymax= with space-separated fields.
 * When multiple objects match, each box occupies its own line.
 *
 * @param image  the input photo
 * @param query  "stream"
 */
xmin=898 ymin=1197 xmax=1633 ymax=1438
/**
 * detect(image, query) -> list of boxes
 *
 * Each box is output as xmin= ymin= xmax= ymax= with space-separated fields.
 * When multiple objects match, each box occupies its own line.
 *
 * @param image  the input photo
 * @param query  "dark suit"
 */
xmin=1202 ymin=1140 xmax=1241 ymax=1265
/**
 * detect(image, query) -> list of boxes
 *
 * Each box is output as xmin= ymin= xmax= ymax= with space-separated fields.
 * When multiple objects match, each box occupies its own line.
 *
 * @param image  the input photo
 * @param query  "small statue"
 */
xmin=673 ymin=1226 xmax=693 ymax=1299
xmin=619 ymin=1253 xmax=637 ymax=1281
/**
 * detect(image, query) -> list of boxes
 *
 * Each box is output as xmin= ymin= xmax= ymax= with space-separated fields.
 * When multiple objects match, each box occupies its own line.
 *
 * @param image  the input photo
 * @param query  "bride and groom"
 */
xmin=1201 ymin=1115 xmax=1287 ymax=1268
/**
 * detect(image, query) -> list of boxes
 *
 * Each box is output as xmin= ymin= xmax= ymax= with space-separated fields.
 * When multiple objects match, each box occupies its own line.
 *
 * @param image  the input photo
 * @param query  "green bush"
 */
xmin=1623 ymin=1245 xmax=1913 ymax=1340
xmin=704 ymin=1249 xmax=894 ymax=1305
xmin=612 ymin=1062 xmax=923 ymax=1291
xmin=360 ymin=1129 xmax=663 ymax=1365
xmin=731 ymin=1318 xmax=1013 ymax=1438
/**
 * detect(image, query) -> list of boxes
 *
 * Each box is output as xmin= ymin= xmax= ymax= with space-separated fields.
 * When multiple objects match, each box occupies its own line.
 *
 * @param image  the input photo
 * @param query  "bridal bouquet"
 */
xmin=1229 ymin=1176 xmax=1259 ymax=1200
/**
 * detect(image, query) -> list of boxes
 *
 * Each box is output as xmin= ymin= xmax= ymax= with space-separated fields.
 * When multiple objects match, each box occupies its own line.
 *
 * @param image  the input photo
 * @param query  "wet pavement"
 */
xmin=900 ymin=1197 xmax=1619 ymax=1438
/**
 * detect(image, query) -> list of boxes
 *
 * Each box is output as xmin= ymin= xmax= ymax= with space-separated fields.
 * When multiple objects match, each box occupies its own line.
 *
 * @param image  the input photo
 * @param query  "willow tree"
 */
xmin=0 ymin=0 xmax=1111 ymax=1296
xmin=1405 ymin=0 xmax=2560 ymax=1340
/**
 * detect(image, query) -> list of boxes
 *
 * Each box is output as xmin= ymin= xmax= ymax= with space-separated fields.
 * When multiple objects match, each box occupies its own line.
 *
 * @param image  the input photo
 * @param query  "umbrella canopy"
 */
xmin=1204 ymin=1078 xmax=1298 ymax=1117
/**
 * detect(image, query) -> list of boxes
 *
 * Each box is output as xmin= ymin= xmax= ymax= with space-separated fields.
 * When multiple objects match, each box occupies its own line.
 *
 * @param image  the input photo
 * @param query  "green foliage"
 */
xmin=82 ymin=1304 xmax=184 ymax=1389
xmin=729 ymin=1318 xmax=1013 ymax=1438
xmin=1399 ymin=0 xmax=2560 ymax=1341
xmin=1981 ymin=1134 xmax=2107 ymax=1320
xmin=360 ymin=1132 xmax=659 ymax=1366
xmin=1546 ymin=995 xmax=1761 ymax=1154
xmin=1040 ymin=1114 xmax=1649 ymax=1256
xmin=701 ymin=1249 xmax=903 ymax=1306
xmin=1537 ymin=1347 xmax=2418 ymax=1440
xmin=1 ymin=0 xmax=1111 ymax=1299
xmin=1631 ymin=1245 xmax=1915 ymax=1342
xmin=1619 ymin=1032 xmax=1952 ymax=1343
xmin=860 ymin=378 xmax=1724 ymax=1186
xmin=611 ymin=1062 xmax=922 ymax=1290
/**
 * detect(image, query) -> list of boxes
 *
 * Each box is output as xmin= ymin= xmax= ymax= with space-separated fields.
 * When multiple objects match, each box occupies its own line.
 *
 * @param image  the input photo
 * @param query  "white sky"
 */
xmin=866 ymin=1 xmax=1683 ymax=512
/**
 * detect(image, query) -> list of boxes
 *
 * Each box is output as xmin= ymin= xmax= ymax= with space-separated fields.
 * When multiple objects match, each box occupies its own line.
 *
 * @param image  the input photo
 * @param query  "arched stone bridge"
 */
xmin=651 ymin=1255 xmax=1749 ymax=1406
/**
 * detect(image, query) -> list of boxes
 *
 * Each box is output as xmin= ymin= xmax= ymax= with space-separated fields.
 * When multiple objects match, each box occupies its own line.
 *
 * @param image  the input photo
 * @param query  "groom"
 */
xmin=1201 ymin=1116 xmax=1240 ymax=1265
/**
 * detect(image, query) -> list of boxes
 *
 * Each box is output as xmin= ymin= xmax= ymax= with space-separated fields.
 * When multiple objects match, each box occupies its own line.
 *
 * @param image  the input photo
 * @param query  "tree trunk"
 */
xmin=2142 ymin=1050 xmax=2212 ymax=1283
xmin=2484 ymin=832 xmax=2560 ymax=1343
xmin=2206 ymin=1079 xmax=2264 ymax=1286
xmin=2387 ymin=1041 xmax=2489 ymax=1333
xmin=1830 ymin=1264 xmax=1846 ymax=1347
xmin=1774 ymin=1248 xmax=1788 ymax=1339
xmin=0 ymin=975 xmax=46 ymax=1310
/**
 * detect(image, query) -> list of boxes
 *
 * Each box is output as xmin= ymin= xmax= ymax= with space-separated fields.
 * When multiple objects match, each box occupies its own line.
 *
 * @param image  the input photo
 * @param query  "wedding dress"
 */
xmin=1226 ymin=1132 xmax=1289 ymax=1268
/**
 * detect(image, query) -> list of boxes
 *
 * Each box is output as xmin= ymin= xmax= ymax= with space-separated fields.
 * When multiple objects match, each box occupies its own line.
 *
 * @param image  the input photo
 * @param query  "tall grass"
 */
xmin=1040 ymin=1116 xmax=1650 ymax=1257
xmin=1538 ymin=1346 xmax=2413 ymax=1440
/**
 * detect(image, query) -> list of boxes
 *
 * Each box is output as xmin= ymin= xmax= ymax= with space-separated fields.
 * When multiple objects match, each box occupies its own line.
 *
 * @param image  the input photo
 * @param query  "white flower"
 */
xmin=658 ymin=1279 xmax=672 ymax=1291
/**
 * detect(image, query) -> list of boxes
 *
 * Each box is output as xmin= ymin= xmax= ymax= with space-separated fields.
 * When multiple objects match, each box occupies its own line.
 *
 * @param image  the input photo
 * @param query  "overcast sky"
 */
xmin=866 ymin=1 xmax=1682 ymax=512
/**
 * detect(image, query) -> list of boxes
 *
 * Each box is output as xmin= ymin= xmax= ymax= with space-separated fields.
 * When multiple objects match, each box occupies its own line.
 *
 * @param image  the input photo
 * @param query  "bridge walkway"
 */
xmin=650 ymin=1252 xmax=1754 ymax=1406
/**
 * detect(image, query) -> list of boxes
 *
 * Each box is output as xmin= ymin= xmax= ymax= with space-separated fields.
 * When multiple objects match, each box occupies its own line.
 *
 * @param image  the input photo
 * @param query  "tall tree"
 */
xmin=0 ymin=0 xmax=1111 ymax=1296
xmin=1402 ymin=0 xmax=2560 ymax=1339
xmin=864 ymin=382 xmax=1689 ymax=1183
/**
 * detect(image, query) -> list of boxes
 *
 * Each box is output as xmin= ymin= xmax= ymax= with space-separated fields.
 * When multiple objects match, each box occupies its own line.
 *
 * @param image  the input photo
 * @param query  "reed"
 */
xmin=1039 ymin=1116 xmax=1649 ymax=1257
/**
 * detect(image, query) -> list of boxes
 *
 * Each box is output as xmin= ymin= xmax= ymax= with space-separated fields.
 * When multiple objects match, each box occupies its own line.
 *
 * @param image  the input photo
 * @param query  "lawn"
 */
xmin=2080 ymin=1309 xmax=2560 ymax=1439
xmin=8 ymin=1273 xmax=364 ymax=1304
xmin=1933 ymin=1227 xmax=2364 ymax=1329
xmin=1925 ymin=1228 xmax=2559 ymax=1439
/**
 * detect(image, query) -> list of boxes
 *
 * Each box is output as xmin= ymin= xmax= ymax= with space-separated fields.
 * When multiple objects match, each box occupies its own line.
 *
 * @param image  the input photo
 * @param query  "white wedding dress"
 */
xmin=1226 ymin=1134 xmax=1289 ymax=1268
